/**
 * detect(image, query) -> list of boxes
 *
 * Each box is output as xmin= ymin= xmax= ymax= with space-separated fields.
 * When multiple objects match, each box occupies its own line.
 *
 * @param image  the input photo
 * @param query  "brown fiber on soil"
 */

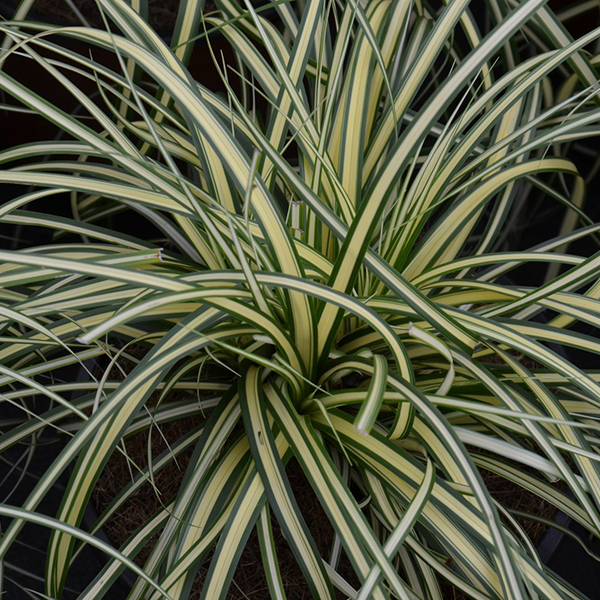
xmin=438 ymin=352 xmax=567 ymax=598
xmin=438 ymin=464 xmax=565 ymax=600
xmin=94 ymin=412 xmax=563 ymax=599
xmin=187 ymin=457 xmax=361 ymax=600
xmin=481 ymin=464 xmax=565 ymax=547
xmin=92 ymin=346 xmax=358 ymax=598
xmin=94 ymin=425 xmax=359 ymax=599
xmin=93 ymin=348 xmax=566 ymax=598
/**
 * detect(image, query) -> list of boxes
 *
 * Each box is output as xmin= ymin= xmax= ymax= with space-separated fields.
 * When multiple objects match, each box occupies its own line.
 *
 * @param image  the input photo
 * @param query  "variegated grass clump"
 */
xmin=0 ymin=0 xmax=600 ymax=598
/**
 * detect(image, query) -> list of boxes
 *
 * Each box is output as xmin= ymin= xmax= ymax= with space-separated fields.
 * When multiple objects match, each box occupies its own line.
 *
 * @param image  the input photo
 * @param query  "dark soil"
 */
xmin=436 ymin=460 xmax=565 ymax=599
xmin=92 ymin=348 xmax=565 ymax=598
xmin=94 ymin=417 xmax=564 ymax=599
xmin=94 ymin=425 xmax=359 ymax=599
xmin=91 ymin=348 xmax=359 ymax=598
xmin=483 ymin=466 xmax=564 ymax=546
xmin=437 ymin=352 xmax=567 ymax=598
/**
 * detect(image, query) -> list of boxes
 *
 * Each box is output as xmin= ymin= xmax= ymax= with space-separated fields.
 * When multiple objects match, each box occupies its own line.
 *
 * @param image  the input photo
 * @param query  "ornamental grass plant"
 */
xmin=0 ymin=0 xmax=600 ymax=598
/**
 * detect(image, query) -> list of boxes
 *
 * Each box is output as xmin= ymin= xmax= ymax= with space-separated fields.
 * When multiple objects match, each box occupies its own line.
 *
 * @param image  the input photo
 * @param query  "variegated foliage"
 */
xmin=0 ymin=0 xmax=599 ymax=598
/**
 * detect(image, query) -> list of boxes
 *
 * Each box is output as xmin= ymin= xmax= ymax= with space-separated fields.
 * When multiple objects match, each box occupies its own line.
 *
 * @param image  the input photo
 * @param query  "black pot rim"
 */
xmin=536 ymin=507 xmax=572 ymax=564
